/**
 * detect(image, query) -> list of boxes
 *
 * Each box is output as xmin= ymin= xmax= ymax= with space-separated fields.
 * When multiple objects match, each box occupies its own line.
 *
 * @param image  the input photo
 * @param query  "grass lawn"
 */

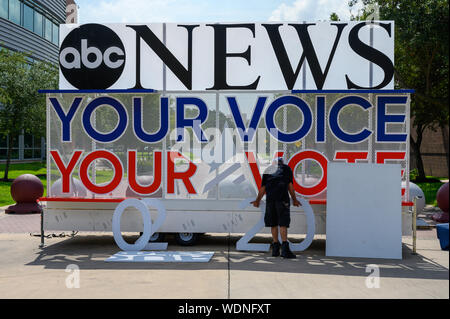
xmin=92 ymin=169 xmax=120 ymax=184
xmin=0 ymin=162 xmax=47 ymax=207
xmin=415 ymin=181 xmax=445 ymax=206
xmin=0 ymin=162 xmax=117 ymax=207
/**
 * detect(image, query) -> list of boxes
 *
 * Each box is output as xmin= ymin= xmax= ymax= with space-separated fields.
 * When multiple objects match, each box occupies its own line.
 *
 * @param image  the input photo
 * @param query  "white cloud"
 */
xmin=76 ymin=0 xmax=364 ymax=24
xmin=269 ymin=0 xmax=364 ymax=22
xmin=78 ymin=0 xmax=205 ymax=24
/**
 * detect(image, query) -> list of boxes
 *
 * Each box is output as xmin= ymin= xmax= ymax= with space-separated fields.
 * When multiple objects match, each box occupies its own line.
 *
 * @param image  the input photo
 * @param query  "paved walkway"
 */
xmin=0 ymin=204 xmax=448 ymax=299
xmin=0 ymin=232 xmax=448 ymax=299
xmin=0 ymin=211 xmax=40 ymax=233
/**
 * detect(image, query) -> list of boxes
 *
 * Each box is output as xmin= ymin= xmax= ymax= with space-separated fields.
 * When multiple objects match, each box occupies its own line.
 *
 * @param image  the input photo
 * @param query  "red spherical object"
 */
xmin=437 ymin=182 xmax=449 ymax=213
xmin=10 ymin=174 xmax=44 ymax=203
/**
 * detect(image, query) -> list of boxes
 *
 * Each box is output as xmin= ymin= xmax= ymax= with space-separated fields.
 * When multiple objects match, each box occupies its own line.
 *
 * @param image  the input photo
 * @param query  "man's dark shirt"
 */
xmin=261 ymin=163 xmax=293 ymax=202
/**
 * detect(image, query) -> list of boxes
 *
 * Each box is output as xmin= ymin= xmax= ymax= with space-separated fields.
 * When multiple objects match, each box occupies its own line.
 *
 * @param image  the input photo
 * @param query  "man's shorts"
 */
xmin=264 ymin=200 xmax=290 ymax=227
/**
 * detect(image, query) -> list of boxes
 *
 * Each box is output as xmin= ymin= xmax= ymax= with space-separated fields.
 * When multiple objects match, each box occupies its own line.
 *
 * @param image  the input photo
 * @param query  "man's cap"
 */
xmin=272 ymin=156 xmax=284 ymax=164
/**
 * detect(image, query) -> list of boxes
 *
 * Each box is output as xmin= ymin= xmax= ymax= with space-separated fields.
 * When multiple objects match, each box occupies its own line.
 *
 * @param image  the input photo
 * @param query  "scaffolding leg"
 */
xmin=39 ymin=206 xmax=45 ymax=249
xmin=412 ymin=197 xmax=417 ymax=255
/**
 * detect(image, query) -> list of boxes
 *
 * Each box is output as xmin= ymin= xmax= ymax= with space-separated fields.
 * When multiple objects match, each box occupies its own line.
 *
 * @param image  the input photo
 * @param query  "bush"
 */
xmin=415 ymin=182 xmax=444 ymax=206
xmin=410 ymin=168 xmax=419 ymax=181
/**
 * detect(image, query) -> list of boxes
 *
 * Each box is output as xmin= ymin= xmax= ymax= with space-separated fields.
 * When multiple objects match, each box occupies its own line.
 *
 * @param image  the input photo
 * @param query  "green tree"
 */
xmin=330 ymin=12 xmax=340 ymax=21
xmin=332 ymin=0 xmax=449 ymax=181
xmin=0 ymin=48 xmax=58 ymax=181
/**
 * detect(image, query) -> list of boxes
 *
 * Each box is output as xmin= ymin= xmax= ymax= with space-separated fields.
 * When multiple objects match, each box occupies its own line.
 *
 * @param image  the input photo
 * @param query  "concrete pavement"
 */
xmin=0 ymin=204 xmax=448 ymax=299
xmin=0 ymin=229 xmax=448 ymax=299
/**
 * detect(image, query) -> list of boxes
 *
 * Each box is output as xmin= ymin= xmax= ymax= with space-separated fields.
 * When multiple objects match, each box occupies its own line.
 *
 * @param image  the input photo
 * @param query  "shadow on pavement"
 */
xmin=26 ymin=233 xmax=449 ymax=280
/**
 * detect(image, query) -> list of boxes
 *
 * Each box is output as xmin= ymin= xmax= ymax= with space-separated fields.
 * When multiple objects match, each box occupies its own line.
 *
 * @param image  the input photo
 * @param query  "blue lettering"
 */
xmin=50 ymin=97 xmax=83 ymax=142
xmin=176 ymin=97 xmax=208 ymax=142
xmin=329 ymin=96 xmax=372 ymax=143
xmin=227 ymin=96 xmax=267 ymax=142
xmin=265 ymin=96 xmax=312 ymax=143
xmin=82 ymin=97 xmax=128 ymax=143
xmin=133 ymin=97 xmax=169 ymax=143
xmin=376 ymin=96 xmax=407 ymax=142
xmin=316 ymin=96 xmax=326 ymax=143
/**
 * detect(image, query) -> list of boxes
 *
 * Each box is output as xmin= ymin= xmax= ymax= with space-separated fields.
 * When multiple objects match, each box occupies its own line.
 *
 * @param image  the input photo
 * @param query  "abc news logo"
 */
xmin=60 ymin=22 xmax=395 ymax=91
xmin=59 ymin=24 xmax=125 ymax=89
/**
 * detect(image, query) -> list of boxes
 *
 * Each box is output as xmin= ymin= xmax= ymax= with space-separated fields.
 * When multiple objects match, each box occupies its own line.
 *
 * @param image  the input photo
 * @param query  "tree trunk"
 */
xmin=411 ymin=128 xmax=427 ymax=181
xmin=441 ymin=125 xmax=450 ymax=177
xmin=2 ymin=134 xmax=13 ymax=181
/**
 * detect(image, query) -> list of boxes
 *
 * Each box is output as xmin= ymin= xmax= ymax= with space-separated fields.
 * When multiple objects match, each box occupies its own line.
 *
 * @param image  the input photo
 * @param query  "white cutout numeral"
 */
xmin=142 ymin=198 xmax=168 ymax=250
xmin=236 ymin=197 xmax=270 ymax=252
xmin=278 ymin=197 xmax=315 ymax=252
xmin=112 ymin=198 xmax=152 ymax=251
xmin=237 ymin=197 xmax=315 ymax=252
xmin=112 ymin=198 xmax=168 ymax=251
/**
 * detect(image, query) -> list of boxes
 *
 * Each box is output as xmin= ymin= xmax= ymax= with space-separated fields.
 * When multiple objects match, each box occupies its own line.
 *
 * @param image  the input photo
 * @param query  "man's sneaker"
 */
xmin=281 ymin=241 xmax=296 ymax=259
xmin=271 ymin=242 xmax=280 ymax=257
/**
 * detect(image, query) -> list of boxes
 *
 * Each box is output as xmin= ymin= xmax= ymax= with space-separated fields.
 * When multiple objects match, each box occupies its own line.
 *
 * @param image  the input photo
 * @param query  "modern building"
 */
xmin=0 ymin=0 xmax=67 ymax=162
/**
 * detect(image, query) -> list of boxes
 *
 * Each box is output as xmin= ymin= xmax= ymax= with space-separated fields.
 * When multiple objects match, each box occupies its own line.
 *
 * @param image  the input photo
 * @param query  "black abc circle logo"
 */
xmin=59 ymin=24 xmax=126 ymax=89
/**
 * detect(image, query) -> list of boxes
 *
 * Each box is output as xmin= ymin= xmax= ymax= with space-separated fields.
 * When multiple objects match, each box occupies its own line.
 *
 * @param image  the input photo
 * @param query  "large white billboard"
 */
xmin=58 ymin=22 xmax=395 ymax=91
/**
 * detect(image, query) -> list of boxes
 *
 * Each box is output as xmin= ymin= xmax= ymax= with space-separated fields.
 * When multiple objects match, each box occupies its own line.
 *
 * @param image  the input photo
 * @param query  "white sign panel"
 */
xmin=58 ymin=22 xmax=394 ymax=91
xmin=325 ymin=163 xmax=402 ymax=259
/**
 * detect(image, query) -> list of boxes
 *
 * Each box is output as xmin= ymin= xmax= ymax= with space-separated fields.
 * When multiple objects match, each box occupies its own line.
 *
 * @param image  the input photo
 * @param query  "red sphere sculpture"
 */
xmin=433 ymin=182 xmax=449 ymax=223
xmin=6 ymin=174 xmax=43 ymax=214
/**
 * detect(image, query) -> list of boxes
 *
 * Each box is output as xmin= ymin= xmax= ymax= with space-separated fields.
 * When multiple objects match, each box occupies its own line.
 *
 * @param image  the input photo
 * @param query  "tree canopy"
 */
xmin=332 ymin=0 xmax=449 ymax=180
xmin=0 ymin=48 xmax=58 ymax=180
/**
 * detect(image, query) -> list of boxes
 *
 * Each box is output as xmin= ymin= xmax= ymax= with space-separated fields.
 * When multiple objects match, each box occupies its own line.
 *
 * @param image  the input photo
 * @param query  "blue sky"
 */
xmin=75 ymin=0 xmax=363 ymax=24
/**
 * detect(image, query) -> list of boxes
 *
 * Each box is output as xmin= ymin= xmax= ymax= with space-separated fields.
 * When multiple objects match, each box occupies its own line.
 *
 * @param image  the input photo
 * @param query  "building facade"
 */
xmin=411 ymin=125 xmax=450 ymax=178
xmin=0 ymin=0 xmax=66 ymax=162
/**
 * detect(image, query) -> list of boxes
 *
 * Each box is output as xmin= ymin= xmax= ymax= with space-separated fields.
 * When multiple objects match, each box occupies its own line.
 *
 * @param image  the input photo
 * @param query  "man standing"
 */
xmin=251 ymin=157 xmax=300 ymax=258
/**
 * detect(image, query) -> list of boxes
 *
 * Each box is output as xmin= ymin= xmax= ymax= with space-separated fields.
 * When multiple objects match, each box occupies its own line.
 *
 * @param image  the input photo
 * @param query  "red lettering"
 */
xmin=334 ymin=151 xmax=368 ymax=163
xmin=245 ymin=151 xmax=263 ymax=189
xmin=79 ymin=150 xmax=123 ymax=194
xmin=288 ymin=150 xmax=328 ymax=197
xmin=167 ymin=151 xmax=197 ymax=194
xmin=376 ymin=151 xmax=406 ymax=196
xmin=128 ymin=150 xmax=162 ymax=195
xmin=376 ymin=151 xmax=406 ymax=176
xmin=50 ymin=150 xmax=83 ymax=193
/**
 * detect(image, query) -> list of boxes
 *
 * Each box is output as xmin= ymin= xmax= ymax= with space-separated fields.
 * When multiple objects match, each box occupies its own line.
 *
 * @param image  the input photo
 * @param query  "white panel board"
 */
xmin=326 ymin=163 xmax=402 ymax=259
xmin=58 ymin=22 xmax=395 ymax=90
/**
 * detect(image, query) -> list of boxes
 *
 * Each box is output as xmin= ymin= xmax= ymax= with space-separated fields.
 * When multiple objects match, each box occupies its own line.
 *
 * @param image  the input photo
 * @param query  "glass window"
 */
xmin=34 ymin=11 xmax=42 ymax=36
xmin=0 ymin=135 xmax=6 ymax=148
xmin=0 ymin=149 xmax=7 ymax=160
xmin=9 ymin=136 xmax=18 ymax=148
xmin=44 ymin=16 xmax=52 ymax=41
xmin=8 ymin=0 xmax=21 ymax=25
xmin=0 ymin=0 xmax=7 ymax=20
xmin=34 ymin=136 xmax=41 ymax=148
xmin=23 ymin=3 xmax=33 ymax=31
xmin=52 ymin=23 xmax=59 ymax=45
xmin=24 ymin=149 xmax=33 ymax=159
xmin=24 ymin=133 xmax=33 ymax=148
xmin=10 ymin=149 xmax=19 ymax=159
